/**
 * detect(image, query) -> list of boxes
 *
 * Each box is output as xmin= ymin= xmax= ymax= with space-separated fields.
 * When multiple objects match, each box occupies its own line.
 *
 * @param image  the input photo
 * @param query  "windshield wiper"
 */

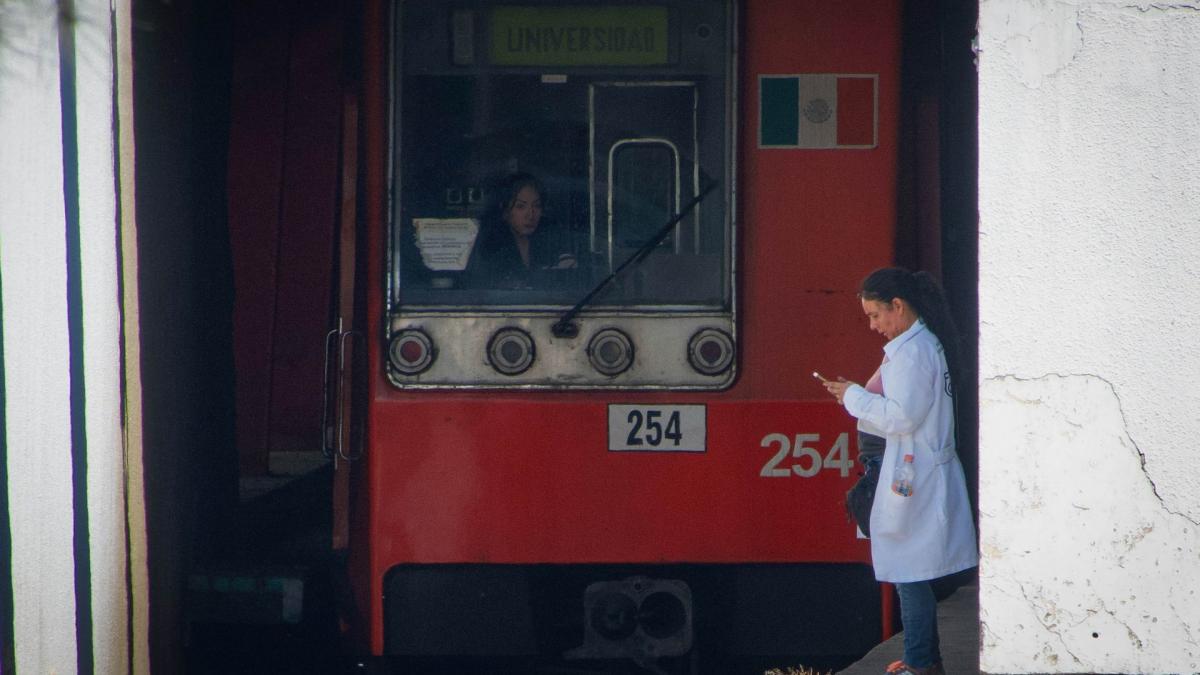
xmin=551 ymin=179 xmax=719 ymax=338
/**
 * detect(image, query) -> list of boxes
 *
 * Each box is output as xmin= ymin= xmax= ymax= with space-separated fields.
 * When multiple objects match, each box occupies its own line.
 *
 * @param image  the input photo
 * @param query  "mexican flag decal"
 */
xmin=759 ymin=74 xmax=878 ymax=149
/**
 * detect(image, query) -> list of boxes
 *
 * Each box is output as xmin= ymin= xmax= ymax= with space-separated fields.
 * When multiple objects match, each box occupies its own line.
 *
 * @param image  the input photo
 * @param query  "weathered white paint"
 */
xmin=978 ymin=1 xmax=1200 ymax=673
xmin=0 ymin=2 xmax=80 ymax=673
xmin=979 ymin=376 xmax=1198 ymax=673
xmin=72 ymin=1 xmax=132 ymax=672
xmin=1 ymin=0 xmax=141 ymax=673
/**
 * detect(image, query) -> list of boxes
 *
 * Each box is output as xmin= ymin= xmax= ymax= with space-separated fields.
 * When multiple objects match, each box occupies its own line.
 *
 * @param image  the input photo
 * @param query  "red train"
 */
xmin=308 ymin=0 xmax=968 ymax=670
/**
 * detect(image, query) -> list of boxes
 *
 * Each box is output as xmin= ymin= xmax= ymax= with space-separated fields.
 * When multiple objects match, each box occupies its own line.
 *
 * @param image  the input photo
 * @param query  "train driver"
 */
xmin=473 ymin=172 xmax=578 ymax=288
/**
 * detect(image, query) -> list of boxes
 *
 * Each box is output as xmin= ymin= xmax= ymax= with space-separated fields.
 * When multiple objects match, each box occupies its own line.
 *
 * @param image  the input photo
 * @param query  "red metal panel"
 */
xmin=230 ymin=1 xmax=345 ymax=472
xmin=360 ymin=0 xmax=389 ymax=653
xmin=228 ymin=0 xmax=291 ymax=474
xmin=266 ymin=4 xmax=344 ymax=455
xmin=739 ymin=0 xmax=902 ymax=396
xmin=365 ymin=399 xmax=867 ymax=564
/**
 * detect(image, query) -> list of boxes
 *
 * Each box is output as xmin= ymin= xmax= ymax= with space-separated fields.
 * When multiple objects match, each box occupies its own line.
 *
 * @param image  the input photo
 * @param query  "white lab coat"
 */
xmin=842 ymin=320 xmax=978 ymax=583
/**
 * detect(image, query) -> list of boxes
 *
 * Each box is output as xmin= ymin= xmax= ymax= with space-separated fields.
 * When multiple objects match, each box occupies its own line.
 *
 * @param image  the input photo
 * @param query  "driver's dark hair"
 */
xmin=489 ymin=172 xmax=544 ymax=223
xmin=859 ymin=267 xmax=961 ymax=391
xmin=479 ymin=172 xmax=547 ymax=252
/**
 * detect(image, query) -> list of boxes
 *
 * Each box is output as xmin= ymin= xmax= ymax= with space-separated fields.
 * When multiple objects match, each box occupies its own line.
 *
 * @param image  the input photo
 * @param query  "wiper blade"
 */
xmin=551 ymin=179 xmax=719 ymax=338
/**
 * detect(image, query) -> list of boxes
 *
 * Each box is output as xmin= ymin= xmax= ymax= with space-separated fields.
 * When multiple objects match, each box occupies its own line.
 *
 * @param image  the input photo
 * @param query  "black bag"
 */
xmin=845 ymin=432 xmax=885 ymax=537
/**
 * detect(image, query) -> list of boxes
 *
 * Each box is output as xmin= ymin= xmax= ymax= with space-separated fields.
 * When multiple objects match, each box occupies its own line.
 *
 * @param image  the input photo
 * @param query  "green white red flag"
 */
xmin=759 ymin=74 xmax=878 ymax=149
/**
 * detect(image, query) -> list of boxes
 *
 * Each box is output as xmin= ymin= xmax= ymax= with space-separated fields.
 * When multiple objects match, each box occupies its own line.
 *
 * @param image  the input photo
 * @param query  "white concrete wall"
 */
xmin=978 ymin=1 xmax=1200 ymax=673
xmin=1 ymin=0 xmax=141 ymax=673
xmin=1 ymin=2 xmax=78 ymax=669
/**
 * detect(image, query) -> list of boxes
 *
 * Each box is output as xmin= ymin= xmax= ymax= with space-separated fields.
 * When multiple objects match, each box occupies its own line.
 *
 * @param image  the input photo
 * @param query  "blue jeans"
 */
xmin=897 ymin=581 xmax=940 ymax=667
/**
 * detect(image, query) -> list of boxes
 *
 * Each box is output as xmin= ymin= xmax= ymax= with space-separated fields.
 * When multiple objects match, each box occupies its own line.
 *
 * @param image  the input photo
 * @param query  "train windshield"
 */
xmin=391 ymin=1 xmax=733 ymax=310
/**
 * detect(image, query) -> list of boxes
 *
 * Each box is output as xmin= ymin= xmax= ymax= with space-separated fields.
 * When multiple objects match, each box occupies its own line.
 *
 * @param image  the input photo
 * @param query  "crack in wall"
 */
xmin=1097 ymin=598 xmax=1147 ymax=652
xmin=987 ymin=373 xmax=1200 ymax=527
xmin=982 ymin=373 xmax=1200 ymax=670
xmin=1015 ymin=579 xmax=1085 ymax=667
xmin=1125 ymin=3 xmax=1200 ymax=11
xmin=1167 ymin=598 xmax=1197 ymax=648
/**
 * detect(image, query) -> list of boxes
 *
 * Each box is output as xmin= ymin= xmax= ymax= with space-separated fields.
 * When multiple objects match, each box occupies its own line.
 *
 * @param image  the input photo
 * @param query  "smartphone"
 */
xmin=812 ymin=371 xmax=830 ymax=383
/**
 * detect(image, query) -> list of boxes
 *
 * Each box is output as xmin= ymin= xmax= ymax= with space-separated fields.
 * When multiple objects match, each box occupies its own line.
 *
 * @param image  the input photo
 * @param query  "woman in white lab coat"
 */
xmin=823 ymin=268 xmax=977 ymax=675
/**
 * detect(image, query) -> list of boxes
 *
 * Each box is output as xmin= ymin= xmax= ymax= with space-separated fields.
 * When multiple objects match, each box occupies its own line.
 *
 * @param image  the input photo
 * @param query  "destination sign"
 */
xmin=490 ymin=6 xmax=669 ymax=66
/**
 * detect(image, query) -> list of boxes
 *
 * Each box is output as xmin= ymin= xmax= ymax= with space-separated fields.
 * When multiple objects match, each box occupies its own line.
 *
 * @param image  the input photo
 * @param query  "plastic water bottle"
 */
xmin=891 ymin=453 xmax=915 ymax=497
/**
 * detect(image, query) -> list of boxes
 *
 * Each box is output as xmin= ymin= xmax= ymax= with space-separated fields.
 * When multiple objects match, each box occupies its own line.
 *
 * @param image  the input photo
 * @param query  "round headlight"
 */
xmin=587 ymin=328 xmax=634 ymax=376
xmin=487 ymin=327 xmax=535 ymax=376
xmin=687 ymin=328 xmax=734 ymax=376
xmin=389 ymin=328 xmax=435 ymax=375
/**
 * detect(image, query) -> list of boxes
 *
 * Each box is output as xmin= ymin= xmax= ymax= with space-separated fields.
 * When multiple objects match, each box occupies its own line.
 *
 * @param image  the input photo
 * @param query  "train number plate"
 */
xmin=607 ymin=404 xmax=706 ymax=452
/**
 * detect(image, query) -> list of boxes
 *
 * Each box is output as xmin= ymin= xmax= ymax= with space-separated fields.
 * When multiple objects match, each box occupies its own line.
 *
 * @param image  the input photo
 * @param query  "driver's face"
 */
xmin=505 ymin=186 xmax=542 ymax=238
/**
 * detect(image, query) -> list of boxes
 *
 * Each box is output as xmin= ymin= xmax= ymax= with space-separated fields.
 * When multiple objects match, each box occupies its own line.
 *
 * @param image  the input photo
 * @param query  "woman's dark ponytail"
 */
xmin=860 ymin=267 xmax=962 ymax=394
xmin=910 ymin=271 xmax=961 ymax=392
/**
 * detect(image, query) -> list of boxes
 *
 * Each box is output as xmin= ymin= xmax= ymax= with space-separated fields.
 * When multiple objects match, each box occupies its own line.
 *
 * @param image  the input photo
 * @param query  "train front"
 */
xmin=348 ymin=0 xmax=901 ymax=670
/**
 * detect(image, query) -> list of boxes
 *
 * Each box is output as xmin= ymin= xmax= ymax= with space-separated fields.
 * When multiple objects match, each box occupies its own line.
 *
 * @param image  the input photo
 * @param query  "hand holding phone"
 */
xmin=815 ymin=371 xmax=852 ymax=404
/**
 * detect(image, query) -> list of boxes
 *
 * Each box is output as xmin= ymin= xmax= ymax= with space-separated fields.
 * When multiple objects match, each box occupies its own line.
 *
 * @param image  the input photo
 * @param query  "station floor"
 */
xmin=837 ymin=584 xmax=979 ymax=675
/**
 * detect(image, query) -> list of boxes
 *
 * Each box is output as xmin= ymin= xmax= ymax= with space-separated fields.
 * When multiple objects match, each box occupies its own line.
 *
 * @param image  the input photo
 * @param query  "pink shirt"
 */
xmin=865 ymin=365 xmax=884 ymax=395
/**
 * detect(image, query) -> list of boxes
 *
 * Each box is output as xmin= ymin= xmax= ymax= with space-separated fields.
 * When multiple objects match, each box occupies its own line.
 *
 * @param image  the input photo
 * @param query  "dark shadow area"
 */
xmin=132 ymin=0 xmax=237 ymax=671
xmin=937 ymin=0 xmax=982 ymax=528
xmin=185 ymin=466 xmax=342 ymax=674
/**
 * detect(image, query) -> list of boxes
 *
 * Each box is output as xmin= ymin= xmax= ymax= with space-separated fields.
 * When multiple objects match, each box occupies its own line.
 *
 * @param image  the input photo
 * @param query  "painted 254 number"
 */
xmin=626 ymin=409 xmax=683 ymax=446
xmin=608 ymin=405 xmax=706 ymax=452
xmin=759 ymin=432 xmax=853 ymax=478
